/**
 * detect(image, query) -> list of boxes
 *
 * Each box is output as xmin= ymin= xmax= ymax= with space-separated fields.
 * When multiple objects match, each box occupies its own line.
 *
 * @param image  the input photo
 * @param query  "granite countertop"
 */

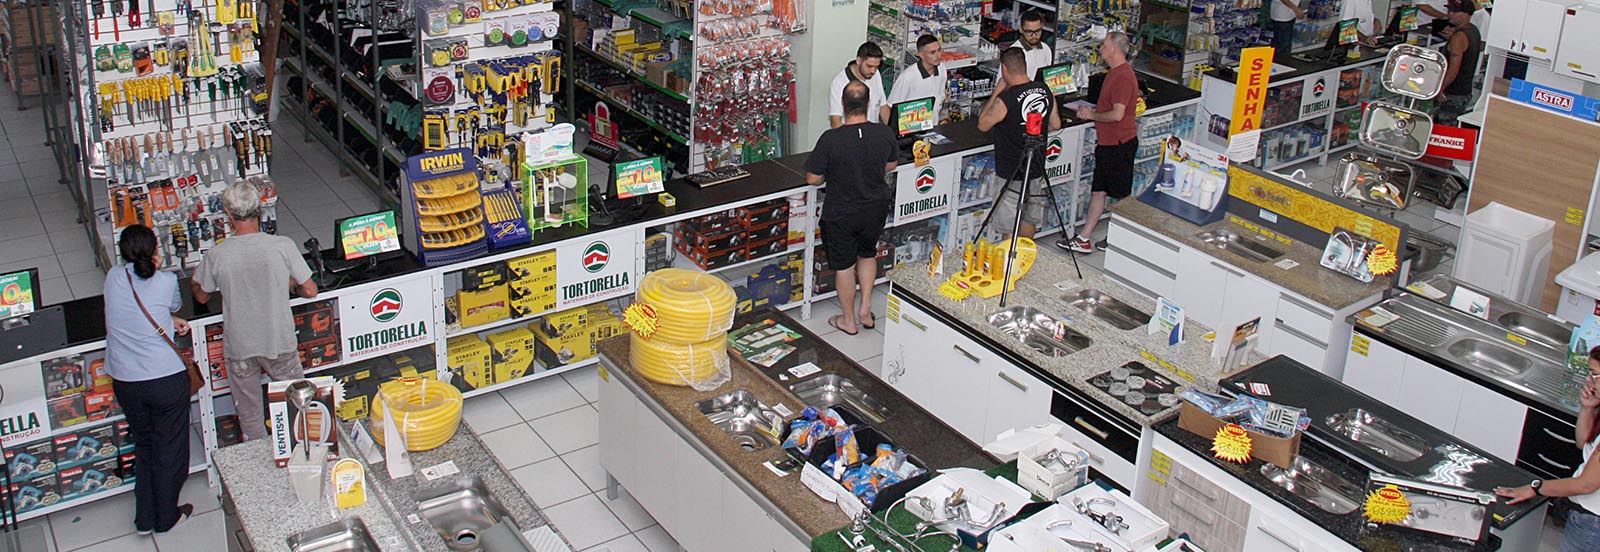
xmin=214 ymin=423 xmax=550 ymax=551
xmin=1111 ymin=199 xmax=1390 ymax=310
xmin=596 ymin=309 xmax=996 ymax=540
xmin=890 ymin=247 xmax=1242 ymax=427
xmin=1220 ymin=357 xmax=1546 ymax=529
xmin=1153 ymin=420 xmax=1501 ymax=551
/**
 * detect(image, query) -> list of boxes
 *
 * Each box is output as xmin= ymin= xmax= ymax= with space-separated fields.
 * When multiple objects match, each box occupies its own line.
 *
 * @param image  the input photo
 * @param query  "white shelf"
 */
xmin=958 ymin=196 xmax=994 ymax=209
xmin=461 ymin=357 xmax=598 ymax=398
xmin=672 ymin=243 xmax=804 ymax=275
xmin=17 ymin=424 xmax=208 ymax=522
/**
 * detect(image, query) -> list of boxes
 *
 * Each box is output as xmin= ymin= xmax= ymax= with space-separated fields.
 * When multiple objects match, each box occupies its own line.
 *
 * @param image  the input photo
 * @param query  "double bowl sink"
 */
xmin=288 ymin=476 xmax=535 ymax=552
xmin=1372 ymin=293 xmax=1568 ymax=396
xmin=695 ymin=376 xmax=895 ymax=452
xmin=1194 ymin=229 xmax=1285 ymax=263
xmin=1259 ymin=408 xmax=1433 ymax=516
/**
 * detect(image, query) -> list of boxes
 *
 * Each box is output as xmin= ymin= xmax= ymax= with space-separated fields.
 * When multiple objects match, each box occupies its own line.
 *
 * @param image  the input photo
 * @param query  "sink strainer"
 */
xmin=454 ymin=529 xmax=479 ymax=546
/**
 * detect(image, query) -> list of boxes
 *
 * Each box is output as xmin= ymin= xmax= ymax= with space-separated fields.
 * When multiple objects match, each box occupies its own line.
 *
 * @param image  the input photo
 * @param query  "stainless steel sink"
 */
xmin=1496 ymin=312 xmax=1572 ymax=349
xmin=787 ymin=374 xmax=889 ymax=425
xmin=1194 ymin=229 xmax=1285 ymax=262
xmin=1064 ymin=289 xmax=1152 ymax=331
xmin=1446 ymin=338 xmax=1534 ymax=378
xmin=1260 ymin=456 xmax=1364 ymax=515
xmin=694 ymin=390 xmax=786 ymax=452
xmin=414 ymin=476 xmax=533 ymax=552
xmin=287 ymin=517 xmax=380 ymax=552
xmin=1325 ymin=409 xmax=1428 ymax=462
xmin=986 ymin=306 xmax=1093 ymax=358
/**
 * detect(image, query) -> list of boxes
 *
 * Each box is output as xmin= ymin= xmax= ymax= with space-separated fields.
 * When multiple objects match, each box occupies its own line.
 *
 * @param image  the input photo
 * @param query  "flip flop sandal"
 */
xmin=829 ymin=315 xmax=859 ymax=336
xmin=860 ymin=313 xmax=875 ymax=329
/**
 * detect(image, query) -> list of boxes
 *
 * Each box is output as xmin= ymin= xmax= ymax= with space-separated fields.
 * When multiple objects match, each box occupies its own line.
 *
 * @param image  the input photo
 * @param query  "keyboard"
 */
xmin=687 ymin=166 xmax=750 ymax=188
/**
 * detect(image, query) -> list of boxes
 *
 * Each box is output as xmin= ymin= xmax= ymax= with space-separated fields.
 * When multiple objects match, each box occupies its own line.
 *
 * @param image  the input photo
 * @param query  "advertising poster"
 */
xmin=1228 ymin=47 xmax=1275 ymax=162
xmin=1040 ymin=65 xmax=1076 ymax=95
xmin=340 ymin=212 xmax=401 ymax=260
xmin=614 ymin=157 xmax=665 ymax=199
xmin=340 ymin=280 xmax=434 ymax=363
xmin=0 ymin=270 xmax=36 ymax=319
xmin=895 ymin=97 xmax=936 ymax=135
xmin=0 ymin=363 xmax=50 ymax=446
xmin=556 ymin=227 xmax=638 ymax=308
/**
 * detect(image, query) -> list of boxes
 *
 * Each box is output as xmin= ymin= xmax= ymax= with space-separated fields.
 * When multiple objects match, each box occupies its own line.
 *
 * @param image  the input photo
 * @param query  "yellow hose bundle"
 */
xmin=635 ymin=268 xmax=737 ymax=343
xmin=370 ymin=377 xmax=464 ymax=451
xmin=630 ymin=332 xmax=729 ymax=389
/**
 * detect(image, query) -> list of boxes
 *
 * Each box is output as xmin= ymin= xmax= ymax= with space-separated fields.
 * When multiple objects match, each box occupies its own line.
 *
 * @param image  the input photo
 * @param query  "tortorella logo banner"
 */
xmin=915 ymin=167 xmax=936 ymax=194
xmin=1046 ymin=137 xmax=1063 ymax=163
xmin=369 ymin=288 xmax=402 ymax=322
xmin=582 ymin=242 xmax=610 ymax=273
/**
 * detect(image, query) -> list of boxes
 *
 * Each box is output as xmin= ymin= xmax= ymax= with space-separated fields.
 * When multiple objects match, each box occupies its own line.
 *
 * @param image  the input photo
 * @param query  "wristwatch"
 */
xmin=1531 ymin=479 xmax=1544 ymax=496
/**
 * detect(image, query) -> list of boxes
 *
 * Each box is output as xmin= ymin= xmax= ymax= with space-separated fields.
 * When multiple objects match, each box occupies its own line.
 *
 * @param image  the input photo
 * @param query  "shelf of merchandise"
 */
xmin=461 ymin=357 xmax=599 ymax=398
xmin=866 ymin=0 xmax=993 ymax=121
xmin=573 ymin=80 xmax=689 ymax=144
xmin=572 ymin=44 xmax=688 ymax=102
xmin=671 ymin=242 xmax=807 ymax=275
xmin=15 ymin=423 xmax=209 ymax=522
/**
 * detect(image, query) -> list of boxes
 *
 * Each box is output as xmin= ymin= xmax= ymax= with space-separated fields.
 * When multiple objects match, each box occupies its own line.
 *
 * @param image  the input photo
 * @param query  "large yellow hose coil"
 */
xmin=370 ymin=376 xmax=464 ymax=451
xmin=634 ymin=268 xmax=737 ymax=343
xmin=630 ymin=333 xmax=730 ymax=387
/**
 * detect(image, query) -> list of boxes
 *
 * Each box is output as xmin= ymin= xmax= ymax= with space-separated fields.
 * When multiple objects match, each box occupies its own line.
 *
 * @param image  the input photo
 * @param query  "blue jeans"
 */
xmin=1564 ymin=507 xmax=1600 ymax=552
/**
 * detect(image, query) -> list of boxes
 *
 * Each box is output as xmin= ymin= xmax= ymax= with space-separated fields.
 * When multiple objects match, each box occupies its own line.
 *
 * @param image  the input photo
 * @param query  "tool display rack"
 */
xmin=53 ymin=0 xmax=276 ymax=275
xmin=1053 ymin=0 xmax=1138 ymax=76
xmin=568 ymin=0 xmax=800 ymax=173
xmin=866 ymin=0 xmax=994 ymax=122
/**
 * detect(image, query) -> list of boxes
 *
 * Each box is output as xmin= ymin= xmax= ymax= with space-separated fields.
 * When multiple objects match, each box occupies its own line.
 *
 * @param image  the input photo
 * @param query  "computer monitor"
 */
xmin=1036 ymin=63 xmax=1077 ymax=96
xmin=613 ymin=156 xmax=666 ymax=200
xmin=892 ymin=98 xmax=937 ymax=137
xmin=0 ymin=268 xmax=39 ymax=320
xmin=335 ymin=210 xmax=403 ymax=261
xmin=1335 ymin=18 xmax=1361 ymax=46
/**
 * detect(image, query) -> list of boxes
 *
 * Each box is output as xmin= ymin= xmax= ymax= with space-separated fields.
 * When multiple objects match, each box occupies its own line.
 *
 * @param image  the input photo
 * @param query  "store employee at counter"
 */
xmin=888 ymin=35 xmax=949 ymax=121
xmin=1342 ymin=0 xmax=1383 ymax=44
xmin=829 ymin=42 xmax=891 ymax=127
xmin=1497 ymin=347 xmax=1600 ymax=552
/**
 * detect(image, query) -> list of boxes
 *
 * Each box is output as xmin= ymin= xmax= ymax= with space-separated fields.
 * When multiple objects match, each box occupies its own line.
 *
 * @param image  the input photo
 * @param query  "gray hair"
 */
xmin=221 ymin=181 xmax=262 ymax=221
xmin=1107 ymin=31 xmax=1132 ymax=59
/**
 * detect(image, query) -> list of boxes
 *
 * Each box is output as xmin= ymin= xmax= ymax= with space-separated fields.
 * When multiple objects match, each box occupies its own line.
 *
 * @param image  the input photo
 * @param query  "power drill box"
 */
xmin=267 ymin=376 xmax=340 ymax=468
xmin=447 ymin=334 xmax=494 ymax=391
xmin=53 ymin=424 xmax=118 ymax=470
xmin=487 ymin=327 xmax=538 ymax=384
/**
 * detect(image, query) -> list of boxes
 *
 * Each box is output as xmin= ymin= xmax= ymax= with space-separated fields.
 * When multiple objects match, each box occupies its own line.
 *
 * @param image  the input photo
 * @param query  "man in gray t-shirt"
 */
xmin=193 ymin=181 xmax=319 ymax=441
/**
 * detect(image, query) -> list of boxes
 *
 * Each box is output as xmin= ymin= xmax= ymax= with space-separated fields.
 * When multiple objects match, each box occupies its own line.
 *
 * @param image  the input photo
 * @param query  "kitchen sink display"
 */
xmin=986 ymin=306 xmax=1093 ymax=358
xmin=287 ymin=517 xmax=381 ymax=552
xmin=695 ymin=389 xmax=787 ymax=452
xmin=414 ymin=476 xmax=534 ymax=552
xmin=1088 ymin=362 xmax=1181 ymax=416
xmin=1325 ymin=409 xmax=1427 ymax=462
xmin=787 ymin=374 xmax=889 ymax=425
xmin=1065 ymin=289 xmax=1153 ymax=331
xmin=1194 ymin=229 xmax=1284 ymax=262
xmin=1260 ymin=456 xmax=1364 ymax=515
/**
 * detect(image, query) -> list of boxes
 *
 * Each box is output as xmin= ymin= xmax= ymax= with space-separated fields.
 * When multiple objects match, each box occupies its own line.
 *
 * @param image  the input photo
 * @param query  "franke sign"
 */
xmin=341 ymin=280 xmax=433 ymax=362
xmin=557 ymin=228 xmax=636 ymax=308
xmin=893 ymin=156 xmax=954 ymax=225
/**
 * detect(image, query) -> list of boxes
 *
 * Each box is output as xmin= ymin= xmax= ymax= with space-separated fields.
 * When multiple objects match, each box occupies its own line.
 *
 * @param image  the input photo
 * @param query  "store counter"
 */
xmin=595 ymin=309 xmax=995 ymax=551
xmin=215 ymin=423 xmax=548 ymax=552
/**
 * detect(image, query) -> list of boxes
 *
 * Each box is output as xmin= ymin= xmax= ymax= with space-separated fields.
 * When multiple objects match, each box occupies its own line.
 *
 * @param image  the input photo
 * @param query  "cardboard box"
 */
xmin=487 ymin=327 xmax=538 ymax=383
xmin=85 ymin=456 xmax=123 ymax=492
xmin=507 ymin=250 xmax=557 ymax=279
xmin=463 ymin=261 xmax=509 ymax=291
xmin=531 ymin=310 xmax=627 ymax=367
xmin=1176 ymin=402 xmax=1301 ymax=469
xmin=448 ymin=335 xmax=494 ymax=390
xmin=9 ymin=473 xmax=59 ymax=513
xmin=267 ymin=376 xmax=339 ymax=468
xmin=114 ymin=420 xmax=132 ymax=452
xmin=6 ymin=438 xmax=55 ymax=479
xmin=83 ymin=389 xmax=119 ymax=421
xmin=458 ymin=284 xmax=511 ymax=328
xmin=509 ymin=278 xmax=558 ymax=318
xmin=1017 ymin=436 xmax=1091 ymax=499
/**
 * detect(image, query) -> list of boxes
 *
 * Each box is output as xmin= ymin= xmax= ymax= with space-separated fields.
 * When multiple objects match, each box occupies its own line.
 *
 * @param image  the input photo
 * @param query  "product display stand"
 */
xmin=971 ymin=132 xmax=1081 ymax=302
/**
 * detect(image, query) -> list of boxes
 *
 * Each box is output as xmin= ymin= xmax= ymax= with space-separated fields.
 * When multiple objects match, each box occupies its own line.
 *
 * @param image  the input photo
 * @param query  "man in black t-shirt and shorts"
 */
xmin=978 ymin=46 xmax=1062 ymax=239
xmin=805 ymin=81 xmax=898 ymax=336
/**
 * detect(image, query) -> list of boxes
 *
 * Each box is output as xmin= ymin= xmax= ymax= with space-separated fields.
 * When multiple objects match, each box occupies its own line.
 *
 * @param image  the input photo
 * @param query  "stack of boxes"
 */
xmin=452 ymin=262 xmax=512 ymax=329
xmin=292 ymin=300 xmax=341 ymax=369
xmin=531 ymin=303 xmax=627 ymax=367
xmin=449 ymin=250 xmax=560 ymax=331
xmin=674 ymin=198 xmax=791 ymax=270
xmin=4 ymin=417 xmax=137 ymax=513
xmin=446 ymin=323 xmax=538 ymax=393
xmin=508 ymin=250 xmax=559 ymax=318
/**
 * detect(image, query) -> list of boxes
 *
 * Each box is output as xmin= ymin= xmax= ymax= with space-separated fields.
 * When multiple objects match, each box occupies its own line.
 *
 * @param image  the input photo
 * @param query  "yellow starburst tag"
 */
xmin=913 ymin=140 xmax=931 ymax=167
xmin=1363 ymin=485 xmax=1413 ymax=524
xmin=623 ymin=303 xmax=661 ymax=339
xmin=1212 ymin=424 xmax=1253 ymax=463
xmin=1367 ymin=244 xmax=1399 ymax=276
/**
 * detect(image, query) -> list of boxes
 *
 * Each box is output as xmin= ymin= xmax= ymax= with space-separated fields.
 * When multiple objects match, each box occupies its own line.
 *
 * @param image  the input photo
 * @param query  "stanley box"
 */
xmin=1177 ymin=402 xmax=1301 ymax=469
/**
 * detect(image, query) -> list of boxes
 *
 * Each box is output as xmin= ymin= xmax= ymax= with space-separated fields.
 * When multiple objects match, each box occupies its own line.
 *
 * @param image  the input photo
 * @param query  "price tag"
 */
xmin=623 ymin=303 xmax=661 ymax=338
xmin=787 ymin=362 xmax=822 ymax=379
xmin=421 ymin=461 xmax=461 ymax=481
xmin=1507 ymin=333 xmax=1528 ymax=346
xmin=1363 ymin=485 xmax=1413 ymax=524
xmin=1568 ymin=207 xmax=1586 ymax=225
xmin=1367 ymin=244 xmax=1398 ymax=276
xmin=1351 ymin=334 xmax=1372 ymax=356
xmin=1211 ymin=424 xmax=1253 ymax=464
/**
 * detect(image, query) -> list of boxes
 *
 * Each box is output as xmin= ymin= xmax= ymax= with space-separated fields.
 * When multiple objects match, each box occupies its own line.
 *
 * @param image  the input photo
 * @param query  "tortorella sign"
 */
xmin=341 ymin=280 xmax=433 ymax=362
xmin=558 ymin=229 xmax=637 ymax=308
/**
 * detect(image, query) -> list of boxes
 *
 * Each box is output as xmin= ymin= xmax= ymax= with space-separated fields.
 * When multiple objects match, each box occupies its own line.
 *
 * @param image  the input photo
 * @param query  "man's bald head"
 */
xmin=842 ymin=81 xmax=870 ymax=117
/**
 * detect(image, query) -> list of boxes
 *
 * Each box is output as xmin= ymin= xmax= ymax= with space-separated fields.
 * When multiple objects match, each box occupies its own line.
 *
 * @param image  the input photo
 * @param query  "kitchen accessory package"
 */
xmin=1321 ymin=227 xmax=1381 ymax=283
xmin=268 ymin=376 xmax=340 ymax=468
xmin=1362 ymin=473 xmax=1493 ymax=545
xmin=1137 ymin=136 xmax=1230 ymax=226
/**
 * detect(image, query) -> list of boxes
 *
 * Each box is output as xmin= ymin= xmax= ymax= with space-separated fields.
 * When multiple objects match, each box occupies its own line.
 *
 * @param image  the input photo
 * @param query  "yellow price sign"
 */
xmin=623 ymin=303 xmax=661 ymax=339
xmin=1363 ymin=485 xmax=1413 ymax=524
xmin=1507 ymin=333 xmax=1528 ymax=346
xmin=1367 ymin=244 xmax=1399 ymax=276
xmin=1351 ymin=334 xmax=1371 ymax=356
xmin=1212 ymin=424 xmax=1254 ymax=463
xmin=1567 ymin=207 xmax=1586 ymax=225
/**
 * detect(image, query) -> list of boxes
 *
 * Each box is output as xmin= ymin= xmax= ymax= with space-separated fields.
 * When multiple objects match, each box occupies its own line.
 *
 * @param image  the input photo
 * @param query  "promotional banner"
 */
xmin=556 ymin=227 xmax=638 ymax=308
xmin=1508 ymin=78 xmax=1600 ymax=121
xmin=614 ymin=157 xmax=665 ymax=199
xmin=0 ymin=363 xmax=50 ymax=446
xmin=892 ymin=155 xmax=957 ymax=225
xmin=0 ymin=270 xmax=36 ymax=319
xmin=1043 ymin=128 xmax=1082 ymax=188
xmin=1228 ymin=47 xmax=1276 ymax=162
xmin=1299 ymin=70 xmax=1337 ymax=120
xmin=339 ymin=212 xmax=401 ymax=260
xmin=340 ymin=278 xmax=435 ymax=363
xmin=1424 ymin=124 xmax=1479 ymax=161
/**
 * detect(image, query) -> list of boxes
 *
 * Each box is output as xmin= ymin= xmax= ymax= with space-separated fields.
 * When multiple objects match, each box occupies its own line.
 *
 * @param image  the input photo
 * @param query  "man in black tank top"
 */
xmin=1437 ymin=2 xmax=1481 ymax=125
xmin=976 ymin=47 xmax=1061 ymax=238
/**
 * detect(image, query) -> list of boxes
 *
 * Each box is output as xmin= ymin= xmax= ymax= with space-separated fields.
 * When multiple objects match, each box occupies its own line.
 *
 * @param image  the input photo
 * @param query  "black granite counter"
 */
xmin=1206 ymin=46 xmax=1392 ymax=85
xmin=1153 ymin=419 xmax=1501 ymax=551
xmin=1220 ymin=356 xmax=1545 ymax=528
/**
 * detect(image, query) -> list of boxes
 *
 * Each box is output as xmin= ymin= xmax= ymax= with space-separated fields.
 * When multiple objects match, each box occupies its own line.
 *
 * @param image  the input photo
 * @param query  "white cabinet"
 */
xmin=1396 ymin=357 xmax=1467 ymax=433
xmin=1220 ymin=273 xmax=1280 ymax=355
xmin=944 ymin=340 xmax=999 ymax=441
xmin=1174 ymin=247 xmax=1230 ymax=329
xmin=1246 ymin=508 xmax=1349 ymax=552
xmin=1341 ymin=333 xmax=1409 ymax=406
xmin=982 ymin=360 xmax=1054 ymax=444
xmin=1105 ymin=216 xmax=1180 ymax=299
xmin=1555 ymin=6 xmax=1600 ymax=83
xmin=1484 ymin=0 xmax=1570 ymax=61
xmin=881 ymin=297 xmax=946 ymax=408
xmin=1453 ymin=382 xmax=1528 ymax=461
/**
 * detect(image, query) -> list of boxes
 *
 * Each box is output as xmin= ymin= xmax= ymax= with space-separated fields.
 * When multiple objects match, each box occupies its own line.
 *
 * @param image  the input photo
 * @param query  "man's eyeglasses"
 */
xmin=1022 ymin=28 xmax=1043 ymax=34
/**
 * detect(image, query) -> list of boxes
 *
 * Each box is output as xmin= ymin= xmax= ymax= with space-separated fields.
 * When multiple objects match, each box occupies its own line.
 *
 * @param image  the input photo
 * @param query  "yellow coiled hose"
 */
xmin=634 ymin=269 xmax=736 ymax=343
xmin=630 ymin=333 xmax=729 ymax=388
xmin=370 ymin=377 xmax=463 ymax=451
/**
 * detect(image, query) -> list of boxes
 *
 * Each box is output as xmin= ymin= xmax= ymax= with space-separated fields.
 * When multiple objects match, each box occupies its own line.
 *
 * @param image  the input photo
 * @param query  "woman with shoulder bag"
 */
xmin=103 ymin=225 xmax=196 ymax=535
xmin=1497 ymin=346 xmax=1600 ymax=551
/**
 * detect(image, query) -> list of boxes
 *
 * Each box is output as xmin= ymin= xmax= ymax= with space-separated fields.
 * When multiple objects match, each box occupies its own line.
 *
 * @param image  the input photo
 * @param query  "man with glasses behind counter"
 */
xmin=1016 ymin=11 xmax=1054 ymax=80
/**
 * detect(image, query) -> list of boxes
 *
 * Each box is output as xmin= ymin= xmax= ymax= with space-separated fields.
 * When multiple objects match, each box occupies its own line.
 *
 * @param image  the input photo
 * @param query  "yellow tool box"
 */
xmin=457 ymin=284 xmax=510 ymax=328
xmin=448 ymin=335 xmax=494 ymax=390
xmin=486 ymin=327 xmax=538 ymax=384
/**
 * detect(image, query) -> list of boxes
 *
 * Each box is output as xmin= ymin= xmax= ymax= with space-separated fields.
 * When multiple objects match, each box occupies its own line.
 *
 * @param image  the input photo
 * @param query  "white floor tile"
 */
xmin=151 ymin=508 xmax=225 ymax=551
xmin=633 ymin=525 xmax=682 ymax=552
xmin=180 ymin=472 xmax=222 ymax=515
xmin=857 ymin=355 xmax=884 ymax=377
xmin=541 ymin=494 xmax=630 ymax=551
xmin=510 ymin=457 xmax=592 ymax=508
xmin=48 ymin=490 xmax=137 ymax=551
xmin=562 ymin=365 xmax=600 ymax=403
xmin=584 ymin=534 xmax=650 ymax=552
xmin=462 ymin=392 xmax=524 ymax=433
xmin=529 ymin=405 xmax=599 ymax=455
xmin=58 ymin=249 xmax=101 ymax=276
xmin=481 ymin=423 xmax=557 ymax=469
xmin=47 ymin=231 xmax=93 ymax=255
xmin=12 ymin=255 xmax=64 ymax=281
xmin=501 ymin=375 xmax=589 ymax=421
xmin=0 ymin=234 xmax=58 ymax=264
xmin=560 ymin=445 xmax=606 ymax=492
xmin=796 ymin=299 xmax=843 ymax=337
xmin=63 ymin=532 xmax=156 ymax=552
xmin=66 ymin=270 xmax=105 ymax=298
xmin=599 ymin=488 xmax=658 ymax=532
xmin=820 ymin=326 xmax=886 ymax=363
xmin=5 ymin=518 xmax=54 ymax=552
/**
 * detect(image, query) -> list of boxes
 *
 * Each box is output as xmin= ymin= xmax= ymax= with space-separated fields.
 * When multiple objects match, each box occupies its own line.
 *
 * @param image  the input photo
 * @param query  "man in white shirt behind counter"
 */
xmin=887 ymin=35 xmax=949 ymax=121
xmin=829 ymin=42 xmax=891 ymax=127
xmin=1018 ymin=11 xmax=1053 ymax=79
xmin=1341 ymin=0 xmax=1383 ymax=45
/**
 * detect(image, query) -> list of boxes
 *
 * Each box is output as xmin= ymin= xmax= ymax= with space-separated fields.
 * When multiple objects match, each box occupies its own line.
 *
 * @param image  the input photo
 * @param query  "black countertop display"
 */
xmin=1153 ymin=419 xmax=1501 ymax=551
xmin=734 ymin=309 xmax=998 ymax=471
xmin=1220 ymin=356 xmax=1545 ymax=528
xmin=1351 ymin=321 xmax=1579 ymax=423
xmin=1207 ymin=46 xmax=1391 ymax=85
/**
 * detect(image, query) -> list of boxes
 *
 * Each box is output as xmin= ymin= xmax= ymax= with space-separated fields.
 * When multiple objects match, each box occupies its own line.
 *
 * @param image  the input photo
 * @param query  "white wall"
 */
xmin=790 ymin=0 xmax=870 ymax=154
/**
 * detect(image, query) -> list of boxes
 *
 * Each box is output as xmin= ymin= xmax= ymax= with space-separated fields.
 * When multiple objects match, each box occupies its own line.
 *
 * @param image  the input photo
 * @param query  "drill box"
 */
xmin=56 ymin=466 xmax=88 ymax=500
xmin=679 ymin=208 xmax=741 ymax=234
xmin=486 ymin=327 xmax=538 ymax=384
xmin=8 ymin=473 xmax=59 ymax=512
xmin=83 ymin=389 xmax=120 ymax=421
xmin=678 ymin=244 xmax=748 ymax=271
xmin=6 ymin=438 xmax=55 ymax=480
xmin=675 ymin=223 xmax=747 ymax=251
xmin=738 ymin=200 xmax=790 ymax=227
xmin=458 ymin=284 xmax=511 ymax=328
xmin=84 ymin=456 xmax=123 ymax=493
xmin=54 ymin=426 xmax=117 ymax=469
xmin=531 ymin=311 xmax=626 ymax=367
xmin=746 ymin=219 xmax=788 ymax=243
xmin=115 ymin=420 xmax=132 ymax=452
xmin=538 ymin=303 xmax=616 ymax=337
xmin=448 ymin=335 xmax=494 ymax=391
xmin=333 ymin=365 xmax=380 ymax=421
xmin=747 ymin=235 xmax=788 ymax=259
xmin=509 ymin=279 xmax=559 ymax=318
xmin=507 ymin=250 xmax=558 ymax=279
xmin=463 ymin=261 xmax=510 ymax=291
xmin=293 ymin=300 xmax=339 ymax=341
xmin=88 ymin=357 xmax=111 ymax=391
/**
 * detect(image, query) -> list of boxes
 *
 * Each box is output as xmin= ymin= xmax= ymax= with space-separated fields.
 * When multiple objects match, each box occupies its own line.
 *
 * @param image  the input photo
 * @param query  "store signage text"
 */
xmin=341 ymin=279 xmax=435 ymax=362
xmin=347 ymin=321 xmax=428 ymax=353
xmin=1509 ymin=78 xmax=1600 ymax=120
xmin=563 ymin=272 xmax=630 ymax=303
xmin=557 ymin=229 xmax=637 ymax=308
xmin=0 ymin=412 xmax=41 ymax=442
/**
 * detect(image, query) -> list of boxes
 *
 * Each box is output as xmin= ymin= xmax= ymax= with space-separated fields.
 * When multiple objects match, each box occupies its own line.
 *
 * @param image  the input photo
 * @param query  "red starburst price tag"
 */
xmin=623 ymin=303 xmax=661 ymax=338
xmin=1212 ymin=424 xmax=1254 ymax=464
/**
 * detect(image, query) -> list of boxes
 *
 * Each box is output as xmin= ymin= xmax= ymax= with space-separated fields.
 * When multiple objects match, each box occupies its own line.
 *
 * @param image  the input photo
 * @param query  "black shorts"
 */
xmin=820 ymin=206 xmax=888 ymax=270
xmin=1092 ymin=138 xmax=1139 ymax=199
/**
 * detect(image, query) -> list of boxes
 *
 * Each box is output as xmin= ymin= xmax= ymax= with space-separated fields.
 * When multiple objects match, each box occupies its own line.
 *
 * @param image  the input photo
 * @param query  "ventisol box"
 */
xmin=556 ymin=227 xmax=637 ymax=309
xmin=340 ymin=278 xmax=435 ymax=362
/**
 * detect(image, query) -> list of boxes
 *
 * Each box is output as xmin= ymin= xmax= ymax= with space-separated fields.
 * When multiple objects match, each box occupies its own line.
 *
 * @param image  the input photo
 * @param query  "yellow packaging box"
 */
xmin=447 ymin=335 xmax=493 ymax=389
xmin=540 ymin=303 xmax=615 ymax=337
xmin=530 ymin=309 xmax=627 ymax=366
xmin=507 ymin=250 xmax=557 ymax=279
xmin=487 ymin=327 xmax=538 ymax=384
xmin=458 ymin=284 xmax=510 ymax=328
